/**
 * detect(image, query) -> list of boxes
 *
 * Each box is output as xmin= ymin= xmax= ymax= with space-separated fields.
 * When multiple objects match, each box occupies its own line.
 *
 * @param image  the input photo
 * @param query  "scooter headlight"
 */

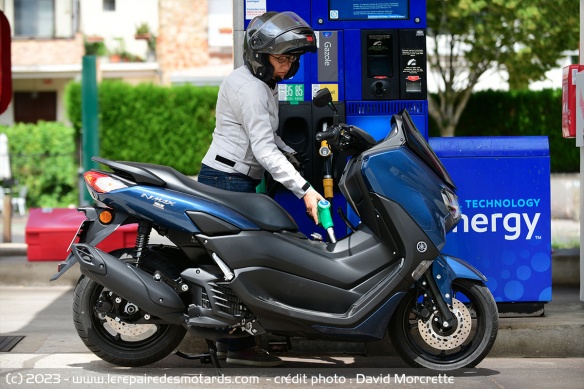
xmin=442 ymin=189 xmax=461 ymax=229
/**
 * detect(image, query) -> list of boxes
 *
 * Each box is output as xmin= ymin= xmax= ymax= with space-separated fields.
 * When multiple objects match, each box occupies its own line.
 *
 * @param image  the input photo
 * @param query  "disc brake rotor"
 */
xmin=417 ymin=298 xmax=472 ymax=350
xmin=105 ymin=316 xmax=156 ymax=338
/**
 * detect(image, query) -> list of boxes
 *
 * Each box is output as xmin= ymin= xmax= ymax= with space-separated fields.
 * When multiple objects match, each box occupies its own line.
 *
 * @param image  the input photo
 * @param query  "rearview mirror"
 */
xmin=313 ymin=88 xmax=332 ymax=108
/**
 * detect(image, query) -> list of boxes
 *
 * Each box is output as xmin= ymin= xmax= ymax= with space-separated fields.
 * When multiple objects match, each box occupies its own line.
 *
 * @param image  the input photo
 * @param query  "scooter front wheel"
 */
xmin=389 ymin=279 xmax=498 ymax=371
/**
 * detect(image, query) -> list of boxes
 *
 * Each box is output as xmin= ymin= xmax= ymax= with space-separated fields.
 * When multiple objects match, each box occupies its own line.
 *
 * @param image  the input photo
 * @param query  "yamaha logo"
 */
xmin=417 ymin=241 xmax=427 ymax=253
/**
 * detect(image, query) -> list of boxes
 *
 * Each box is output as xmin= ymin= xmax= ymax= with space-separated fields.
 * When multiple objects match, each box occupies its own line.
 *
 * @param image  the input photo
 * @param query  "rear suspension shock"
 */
xmin=134 ymin=221 xmax=152 ymax=262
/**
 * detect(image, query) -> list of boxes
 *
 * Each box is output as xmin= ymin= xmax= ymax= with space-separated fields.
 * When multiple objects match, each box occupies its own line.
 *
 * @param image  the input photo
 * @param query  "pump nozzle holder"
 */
xmin=317 ymin=200 xmax=336 ymax=243
xmin=323 ymin=178 xmax=334 ymax=200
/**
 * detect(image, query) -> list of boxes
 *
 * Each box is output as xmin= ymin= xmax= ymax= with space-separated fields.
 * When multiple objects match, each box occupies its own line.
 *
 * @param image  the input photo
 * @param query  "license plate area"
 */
xmin=68 ymin=220 xmax=89 ymax=251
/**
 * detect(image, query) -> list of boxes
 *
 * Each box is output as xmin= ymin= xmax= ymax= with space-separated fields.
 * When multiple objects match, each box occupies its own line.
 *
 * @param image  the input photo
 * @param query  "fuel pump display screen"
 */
xmin=329 ymin=0 xmax=409 ymax=20
xmin=366 ymin=34 xmax=393 ymax=79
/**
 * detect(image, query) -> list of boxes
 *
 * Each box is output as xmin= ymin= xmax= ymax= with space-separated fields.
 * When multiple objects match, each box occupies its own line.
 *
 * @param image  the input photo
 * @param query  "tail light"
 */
xmin=83 ymin=171 xmax=127 ymax=193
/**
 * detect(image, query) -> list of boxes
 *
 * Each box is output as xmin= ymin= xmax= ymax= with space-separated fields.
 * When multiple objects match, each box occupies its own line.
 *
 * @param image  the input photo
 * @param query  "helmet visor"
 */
xmin=250 ymin=11 xmax=313 ymax=51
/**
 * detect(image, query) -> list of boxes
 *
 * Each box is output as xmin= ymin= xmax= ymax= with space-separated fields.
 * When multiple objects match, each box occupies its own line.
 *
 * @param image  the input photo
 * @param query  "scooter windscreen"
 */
xmin=396 ymin=110 xmax=456 ymax=191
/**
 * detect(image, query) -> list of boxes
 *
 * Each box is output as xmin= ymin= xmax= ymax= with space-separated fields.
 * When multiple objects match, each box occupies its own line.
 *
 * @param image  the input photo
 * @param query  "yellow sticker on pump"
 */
xmin=312 ymin=84 xmax=339 ymax=101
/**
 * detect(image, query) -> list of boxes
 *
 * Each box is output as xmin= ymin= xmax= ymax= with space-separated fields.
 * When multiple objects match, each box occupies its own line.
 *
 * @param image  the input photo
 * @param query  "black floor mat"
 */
xmin=0 ymin=336 xmax=24 ymax=352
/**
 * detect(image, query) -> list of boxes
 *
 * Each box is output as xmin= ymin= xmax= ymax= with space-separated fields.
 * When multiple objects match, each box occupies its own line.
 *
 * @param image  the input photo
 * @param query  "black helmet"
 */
xmin=244 ymin=11 xmax=316 ymax=84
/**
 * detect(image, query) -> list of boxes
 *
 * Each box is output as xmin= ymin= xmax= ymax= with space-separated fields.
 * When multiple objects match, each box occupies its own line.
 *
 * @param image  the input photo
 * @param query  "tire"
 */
xmin=72 ymin=248 xmax=187 ymax=367
xmin=389 ymin=279 xmax=498 ymax=371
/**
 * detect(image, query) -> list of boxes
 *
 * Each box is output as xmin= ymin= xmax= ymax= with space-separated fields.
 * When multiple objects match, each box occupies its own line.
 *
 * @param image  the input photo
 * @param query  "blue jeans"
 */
xmin=198 ymin=164 xmax=260 ymax=193
xmin=198 ymin=164 xmax=258 ymax=352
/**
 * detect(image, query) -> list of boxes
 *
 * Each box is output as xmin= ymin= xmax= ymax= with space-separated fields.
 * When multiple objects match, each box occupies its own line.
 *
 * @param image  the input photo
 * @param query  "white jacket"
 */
xmin=202 ymin=66 xmax=310 ymax=198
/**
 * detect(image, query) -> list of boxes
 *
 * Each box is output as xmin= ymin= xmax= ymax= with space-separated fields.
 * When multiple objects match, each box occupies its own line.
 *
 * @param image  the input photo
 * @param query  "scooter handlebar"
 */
xmin=315 ymin=127 xmax=339 ymax=142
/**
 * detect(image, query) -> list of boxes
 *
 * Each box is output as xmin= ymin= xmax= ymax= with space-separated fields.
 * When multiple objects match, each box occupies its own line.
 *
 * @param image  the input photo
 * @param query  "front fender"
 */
xmin=431 ymin=255 xmax=487 ymax=305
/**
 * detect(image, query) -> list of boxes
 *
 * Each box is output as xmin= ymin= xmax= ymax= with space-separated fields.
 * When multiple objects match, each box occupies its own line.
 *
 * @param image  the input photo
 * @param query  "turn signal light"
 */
xmin=99 ymin=209 xmax=114 ymax=224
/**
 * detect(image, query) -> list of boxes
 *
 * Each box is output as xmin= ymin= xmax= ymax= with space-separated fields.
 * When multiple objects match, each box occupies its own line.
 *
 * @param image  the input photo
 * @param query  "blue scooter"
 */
xmin=52 ymin=88 xmax=498 ymax=371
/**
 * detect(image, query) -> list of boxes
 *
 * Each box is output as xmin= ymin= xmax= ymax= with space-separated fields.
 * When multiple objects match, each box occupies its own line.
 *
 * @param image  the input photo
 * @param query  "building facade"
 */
xmin=0 ymin=0 xmax=234 ymax=125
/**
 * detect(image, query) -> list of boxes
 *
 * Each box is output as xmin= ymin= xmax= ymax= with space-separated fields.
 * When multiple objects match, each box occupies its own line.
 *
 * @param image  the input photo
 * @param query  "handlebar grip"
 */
xmin=315 ymin=128 xmax=338 ymax=142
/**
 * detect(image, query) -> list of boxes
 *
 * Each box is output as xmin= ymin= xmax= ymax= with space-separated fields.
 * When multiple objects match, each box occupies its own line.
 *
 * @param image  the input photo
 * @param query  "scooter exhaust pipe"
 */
xmin=71 ymin=244 xmax=186 ymax=325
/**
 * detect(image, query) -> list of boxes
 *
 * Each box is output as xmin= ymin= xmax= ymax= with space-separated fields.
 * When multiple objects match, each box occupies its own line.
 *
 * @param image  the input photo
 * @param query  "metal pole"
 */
xmin=580 ymin=1 xmax=584 ymax=301
xmin=2 ymin=192 xmax=11 ymax=243
xmin=81 ymin=55 xmax=100 ymax=205
xmin=232 ymin=0 xmax=244 ymax=69
xmin=580 ymin=146 xmax=584 ymax=301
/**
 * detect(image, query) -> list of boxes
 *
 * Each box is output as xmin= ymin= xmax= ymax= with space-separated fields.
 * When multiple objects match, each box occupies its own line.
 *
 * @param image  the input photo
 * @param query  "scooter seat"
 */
xmin=94 ymin=158 xmax=299 ymax=232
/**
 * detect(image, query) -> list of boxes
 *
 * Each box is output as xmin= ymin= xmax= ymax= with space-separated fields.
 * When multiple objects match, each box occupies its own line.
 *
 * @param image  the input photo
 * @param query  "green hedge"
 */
xmin=0 ymin=86 xmax=576 ymax=210
xmin=65 ymin=81 xmax=219 ymax=175
xmin=65 ymin=83 xmax=578 ymax=175
xmin=0 ymin=122 xmax=78 ymax=208
xmin=429 ymin=89 xmax=578 ymax=173
xmin=0 ymin=82 xmax=579 ymax=211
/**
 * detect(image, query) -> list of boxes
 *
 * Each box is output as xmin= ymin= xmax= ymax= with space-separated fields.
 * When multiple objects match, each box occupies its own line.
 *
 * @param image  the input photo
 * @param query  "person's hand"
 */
xmin=283 ymin=151 xmax=301 ymax=169
xmin=293 ymin=151 xmax=309 ymax=167
xmin=303 ymin=188 xmax=324 ymax=224
xmin=283 ymin=151 xmax=308 ymax=170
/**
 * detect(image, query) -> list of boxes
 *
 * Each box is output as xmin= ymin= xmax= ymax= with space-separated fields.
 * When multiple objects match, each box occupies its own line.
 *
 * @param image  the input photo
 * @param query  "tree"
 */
xmin=427 ymin=0 xmax=579 ymax=136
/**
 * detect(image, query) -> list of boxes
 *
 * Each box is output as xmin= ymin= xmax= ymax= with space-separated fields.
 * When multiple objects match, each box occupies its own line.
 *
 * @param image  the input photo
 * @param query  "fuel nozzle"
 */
xmin=317 ymin=199 xmax=336 ymax=243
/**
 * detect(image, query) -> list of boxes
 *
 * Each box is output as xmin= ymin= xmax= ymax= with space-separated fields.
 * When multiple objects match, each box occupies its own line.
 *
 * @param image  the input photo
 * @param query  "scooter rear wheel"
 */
xmin=72 ymin=249 xmax=187 ymax=367
xmin=389 ymin=278 xmax=498 ymax=371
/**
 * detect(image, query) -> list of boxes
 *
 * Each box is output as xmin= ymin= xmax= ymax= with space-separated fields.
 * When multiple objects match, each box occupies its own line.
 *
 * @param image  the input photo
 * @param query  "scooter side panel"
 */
xmin=369 ymin=194 xmax=441 ymax=269
xmin=96 ymin=186 xmax=259 ymax=233
xmin=229 ymin=260 xmax=411 ymax=331
xmin=312 ymin=292 xmax=406 ymax=340
xmin=362 ymin=147 xmax=450 ymax=249
xmin=200 ymin=229 xmax=398 ymax=289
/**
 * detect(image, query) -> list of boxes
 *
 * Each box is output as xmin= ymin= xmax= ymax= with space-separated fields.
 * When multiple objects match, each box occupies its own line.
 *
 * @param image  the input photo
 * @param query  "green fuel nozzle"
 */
xmin=317 ymin=200 xmax=337 ymax=243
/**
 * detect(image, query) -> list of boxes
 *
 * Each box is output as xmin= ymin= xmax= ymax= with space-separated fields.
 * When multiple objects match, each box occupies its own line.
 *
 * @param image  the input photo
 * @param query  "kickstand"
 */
xmin=174 ymin=339 xmax=222 ymax=376
xmin=206 ymin=339 xmax=222 ymax=375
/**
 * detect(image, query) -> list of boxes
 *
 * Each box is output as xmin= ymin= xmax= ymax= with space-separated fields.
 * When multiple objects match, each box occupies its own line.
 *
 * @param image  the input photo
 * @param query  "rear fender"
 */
xmin=49 ymin=207 xmax=132 ymax=282
xmin=432 ymin=255 xmax=487 ymax=305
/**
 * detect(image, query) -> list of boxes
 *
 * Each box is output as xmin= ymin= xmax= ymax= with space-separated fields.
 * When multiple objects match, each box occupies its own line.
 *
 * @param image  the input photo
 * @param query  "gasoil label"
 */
xmin=317 ymin=31 xmax=338 ymax=82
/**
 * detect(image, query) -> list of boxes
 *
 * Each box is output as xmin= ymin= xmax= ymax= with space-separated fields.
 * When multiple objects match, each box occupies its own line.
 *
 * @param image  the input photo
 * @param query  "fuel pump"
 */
xmin=233 ymin=0 xmax=428 ymax=240
xmin=231 ymin=0 xmax=553 ymax=308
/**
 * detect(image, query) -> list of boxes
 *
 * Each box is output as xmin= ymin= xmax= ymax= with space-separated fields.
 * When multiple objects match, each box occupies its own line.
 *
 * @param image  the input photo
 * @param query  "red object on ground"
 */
xmin=25 ymin=208 xmax=138 ymax=261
